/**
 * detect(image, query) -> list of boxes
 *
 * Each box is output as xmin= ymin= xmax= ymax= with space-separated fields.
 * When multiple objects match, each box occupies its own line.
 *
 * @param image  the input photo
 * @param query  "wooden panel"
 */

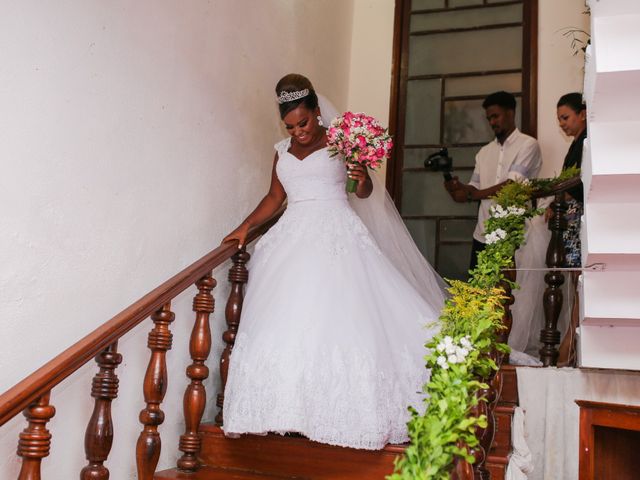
xmin=594 ymin=427 xmax=640 ymax=479
xmin=577 ymin=400 xmax=640 ymax=480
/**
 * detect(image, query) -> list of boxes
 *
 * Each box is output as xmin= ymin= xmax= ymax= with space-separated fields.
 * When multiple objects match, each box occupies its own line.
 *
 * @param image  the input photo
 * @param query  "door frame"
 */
xmin=386 ymin=0 xmax=539 ymax=205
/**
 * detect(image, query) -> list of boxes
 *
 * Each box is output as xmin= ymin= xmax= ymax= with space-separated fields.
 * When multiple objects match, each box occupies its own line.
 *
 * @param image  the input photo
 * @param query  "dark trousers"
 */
xmin=469 ymin=238 xmax=486 ymax=273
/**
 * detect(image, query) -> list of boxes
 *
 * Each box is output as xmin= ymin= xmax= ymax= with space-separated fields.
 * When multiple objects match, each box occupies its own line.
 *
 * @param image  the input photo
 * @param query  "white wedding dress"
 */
xmin=222 ymin=137 xmax=443 ymax=450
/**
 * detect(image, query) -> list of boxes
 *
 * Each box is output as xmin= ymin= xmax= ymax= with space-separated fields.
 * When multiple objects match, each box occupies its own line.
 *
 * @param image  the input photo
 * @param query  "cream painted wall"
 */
xmin=347 ymin=0 xmax=396 ymax=179
xmin=0 ymin=1 xmax=353 ymax=478
xmin=348 ymin=0 xmax=396 ymax=124
xmin=537 ymin=0 xmax=590 ymax=177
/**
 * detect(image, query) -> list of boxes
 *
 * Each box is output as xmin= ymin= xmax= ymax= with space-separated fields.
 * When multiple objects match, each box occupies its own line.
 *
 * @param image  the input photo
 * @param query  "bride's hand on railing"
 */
xmin=222 ymin=222 xmax=250 ymax=249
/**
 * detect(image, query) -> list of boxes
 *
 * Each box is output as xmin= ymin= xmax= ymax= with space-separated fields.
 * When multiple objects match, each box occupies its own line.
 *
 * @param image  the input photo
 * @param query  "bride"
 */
xmin=221 ymin=73 xmax=445 ymax=450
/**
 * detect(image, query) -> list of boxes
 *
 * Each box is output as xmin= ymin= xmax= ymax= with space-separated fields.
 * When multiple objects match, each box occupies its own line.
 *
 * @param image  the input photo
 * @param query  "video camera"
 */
xmin=424 ymin=148 xmax=453 ymax=181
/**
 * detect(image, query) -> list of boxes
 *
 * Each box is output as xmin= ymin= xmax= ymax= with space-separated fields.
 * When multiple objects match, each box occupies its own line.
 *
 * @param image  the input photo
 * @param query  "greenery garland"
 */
xmin=389 ymin=167 xmax=580 ymax=480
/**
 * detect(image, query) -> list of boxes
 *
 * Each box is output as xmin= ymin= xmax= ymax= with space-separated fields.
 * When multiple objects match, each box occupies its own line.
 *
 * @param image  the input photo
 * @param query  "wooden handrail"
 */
xmin=0 ymin=210 xmax=283 ymax=427
xmin=530 ymin=175 xmax=581 ymax=199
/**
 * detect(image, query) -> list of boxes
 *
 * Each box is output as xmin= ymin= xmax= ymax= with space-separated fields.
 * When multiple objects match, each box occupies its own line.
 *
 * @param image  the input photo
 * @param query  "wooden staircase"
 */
xmin=155 ymin=365 xmax=519 ymax=480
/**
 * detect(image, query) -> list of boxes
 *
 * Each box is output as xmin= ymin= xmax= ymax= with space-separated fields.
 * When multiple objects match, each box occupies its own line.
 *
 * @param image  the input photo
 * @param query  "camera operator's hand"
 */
xmin=450 ymin=189 xmax=469 ymax=203
xmin=444 ymin=176 xmax=459 ymax=192
xmin=444 ymin=176 xmax=469 ymax=203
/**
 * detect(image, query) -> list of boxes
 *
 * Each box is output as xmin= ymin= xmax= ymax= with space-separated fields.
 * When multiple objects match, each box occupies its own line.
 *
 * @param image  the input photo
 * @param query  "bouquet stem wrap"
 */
xmin=346 ymin=160 xmax=359 ymax=193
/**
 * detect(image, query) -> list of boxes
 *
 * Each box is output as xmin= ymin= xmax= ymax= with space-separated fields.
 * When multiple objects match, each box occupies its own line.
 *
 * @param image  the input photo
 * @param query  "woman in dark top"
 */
xmin=557 ymin=92 xmax=587 ymax=267
xmin=555 ymin=92 xmax=586 ymax=366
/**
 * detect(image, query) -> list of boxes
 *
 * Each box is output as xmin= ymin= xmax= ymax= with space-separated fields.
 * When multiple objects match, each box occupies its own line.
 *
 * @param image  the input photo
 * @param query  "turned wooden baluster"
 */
xmin=216 ymin=250 xmax=250 ymax=425
xmin=17 ymin=392 xmax=56 ymax=480
xmin=540 ymin=192 xmax=568 ymax=366
xmin=480 ymin=352 xmax=507 ymax=478
xmin=136 ymin=303 xmax=175 ymax=480
xmin=81 ymin=342 xmax=122 ymax=480
xmin=496 ymin=265 xmax=516 ymax=350
xmin=177 ymin=273 xmax=216 ymax=472
xmin=452 ymin=449 xmax=474 ymax=480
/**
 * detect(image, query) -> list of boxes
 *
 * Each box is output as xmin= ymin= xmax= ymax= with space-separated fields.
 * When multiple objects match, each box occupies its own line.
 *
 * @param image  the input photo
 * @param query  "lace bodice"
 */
xmin=275 ymin=137 xmax=347 ymax=203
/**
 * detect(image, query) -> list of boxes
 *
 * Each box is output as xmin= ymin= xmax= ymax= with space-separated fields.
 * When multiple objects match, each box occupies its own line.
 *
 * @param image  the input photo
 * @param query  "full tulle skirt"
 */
xmin=222 ymin=198 xmax=441 ymax=450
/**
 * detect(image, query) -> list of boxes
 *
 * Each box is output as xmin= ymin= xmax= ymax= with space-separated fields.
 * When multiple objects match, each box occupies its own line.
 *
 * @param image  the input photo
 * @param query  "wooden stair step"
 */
xmin=491 ymin=404 xmax=515 ymax=456
xmin=499 ymin=364 xmax=519 ymax=406
xmin=155 ymin=465 xmax=292 ymax=479
xmin=486 ymin=364 xmax=518 ymax=480
xmin=486 ymin=454 xmax=509 ymax=480
xmin=198 ymin=424 xmax=403 ymax=479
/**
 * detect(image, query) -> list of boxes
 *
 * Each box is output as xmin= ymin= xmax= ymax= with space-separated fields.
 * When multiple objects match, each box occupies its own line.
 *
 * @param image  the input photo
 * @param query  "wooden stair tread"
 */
xmin=487 ymin=454 xmax=509 ymax=465
xmin=200 ymin=423 xmax=407 ymax=452
xmin=486 ymin=462 xmax=507 ymax=480
xmin=155 ymin=465 xmax=292 ymax=479
xmin=495 ymin=404 xmax=516 ymax=414
xmin=198 ymin=424 xmax=403 ymax=479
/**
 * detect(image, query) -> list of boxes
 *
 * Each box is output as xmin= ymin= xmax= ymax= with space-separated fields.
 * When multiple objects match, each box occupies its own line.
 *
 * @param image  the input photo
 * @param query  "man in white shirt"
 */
xmin=445 ymin=91 xmax=542 ymax=271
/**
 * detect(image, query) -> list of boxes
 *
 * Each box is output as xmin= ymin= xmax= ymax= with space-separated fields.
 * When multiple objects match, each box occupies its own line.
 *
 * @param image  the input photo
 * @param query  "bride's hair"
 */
xmin=275 ymin=73 xmax=319 ymax=119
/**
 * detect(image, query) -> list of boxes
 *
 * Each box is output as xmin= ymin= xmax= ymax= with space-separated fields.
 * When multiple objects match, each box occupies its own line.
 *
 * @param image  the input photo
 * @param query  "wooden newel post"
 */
xmin=177 ymin=273 xmax=216 ymax=472
xmin=136 ymin=303 xmax=175 ymax=480
xmin=540 ymin=192 xmax=567 ymax=366
xmin=216 ymin=250 xmax=250 ymax=426
xmin=17 ymin=392 xmax=56 ymax=480
xmin=81 ymin=342 xmax=122 ymax=480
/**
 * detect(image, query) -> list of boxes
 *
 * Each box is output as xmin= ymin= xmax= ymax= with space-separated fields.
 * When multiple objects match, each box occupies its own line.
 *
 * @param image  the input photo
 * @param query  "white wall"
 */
xmin=0 ymin=1 xmax=354 ymax=478
xmin=537 ymin=0 xmax=590 ymax=177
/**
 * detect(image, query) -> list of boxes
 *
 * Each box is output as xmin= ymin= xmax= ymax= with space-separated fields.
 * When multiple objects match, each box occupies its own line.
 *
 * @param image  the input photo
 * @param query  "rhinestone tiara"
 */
xmin=277 ymin=88 xmax=309 ymax=104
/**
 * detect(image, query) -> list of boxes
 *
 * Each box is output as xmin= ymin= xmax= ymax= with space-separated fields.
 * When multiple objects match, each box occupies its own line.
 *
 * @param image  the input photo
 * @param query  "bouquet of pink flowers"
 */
xmin=327 ymin=111 xmax=393 ymax=193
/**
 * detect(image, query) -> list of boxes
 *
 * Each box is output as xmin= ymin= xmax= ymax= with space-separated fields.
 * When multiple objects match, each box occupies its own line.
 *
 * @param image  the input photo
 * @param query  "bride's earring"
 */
xmin=317 ymin=115 xmax=324 ymax=127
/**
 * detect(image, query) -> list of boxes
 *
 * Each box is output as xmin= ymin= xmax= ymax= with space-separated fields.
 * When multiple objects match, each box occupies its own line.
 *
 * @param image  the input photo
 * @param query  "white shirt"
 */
xmin=469 ymin=129 xmax=542 ymax=242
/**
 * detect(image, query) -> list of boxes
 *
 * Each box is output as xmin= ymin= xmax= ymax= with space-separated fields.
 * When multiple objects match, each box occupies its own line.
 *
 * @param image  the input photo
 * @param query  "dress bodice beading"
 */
xmin=274 ymin=138 xmax=347 ymax=204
